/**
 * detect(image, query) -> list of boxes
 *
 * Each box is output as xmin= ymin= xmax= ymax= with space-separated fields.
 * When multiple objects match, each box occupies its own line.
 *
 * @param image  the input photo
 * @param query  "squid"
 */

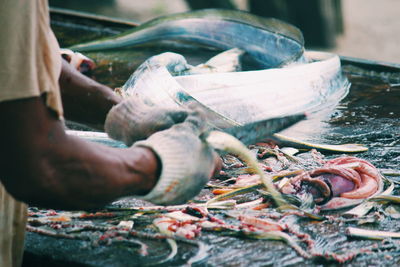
xmin=280 ymin=156 xmax=384 ymax=210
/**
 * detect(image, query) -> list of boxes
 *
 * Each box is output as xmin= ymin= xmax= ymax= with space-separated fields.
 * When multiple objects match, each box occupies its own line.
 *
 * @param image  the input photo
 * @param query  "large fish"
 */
xmin=119 ymin=50 xmax=350 ymax=127
xmin=70 ymin=9 xmax=305 ymax=68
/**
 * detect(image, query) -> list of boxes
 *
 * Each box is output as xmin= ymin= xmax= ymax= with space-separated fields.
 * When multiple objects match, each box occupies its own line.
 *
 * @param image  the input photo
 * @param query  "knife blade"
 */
xmin=204 ymin=113 xmax=306 ymax=147
xmin=66 ymin=113 xmax=305 ymax=149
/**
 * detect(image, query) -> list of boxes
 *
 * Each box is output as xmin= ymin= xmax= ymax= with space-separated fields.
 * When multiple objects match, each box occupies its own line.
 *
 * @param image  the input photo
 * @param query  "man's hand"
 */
xmin=105 ymin=97 xmax=188 ymax=146
xmin=59 ymin=59 xmax=121 ymax=128
xmin=133 ymin=112 xmax=219 ymax=205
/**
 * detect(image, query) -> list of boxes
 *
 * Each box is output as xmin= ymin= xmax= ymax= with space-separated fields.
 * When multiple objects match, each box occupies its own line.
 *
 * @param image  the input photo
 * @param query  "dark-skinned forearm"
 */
xmin=26 ymin=136 xmax=160 ymax=210
xmin=0 ymin=97 xmax=159 ymax=210
xmin=59 ymin=60 xmax=122 ymax=128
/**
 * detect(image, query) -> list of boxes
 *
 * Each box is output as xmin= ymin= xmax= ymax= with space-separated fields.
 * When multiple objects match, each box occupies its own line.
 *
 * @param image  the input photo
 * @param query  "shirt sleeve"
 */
xmin=0 ymin=0 xmax=63 ymax=117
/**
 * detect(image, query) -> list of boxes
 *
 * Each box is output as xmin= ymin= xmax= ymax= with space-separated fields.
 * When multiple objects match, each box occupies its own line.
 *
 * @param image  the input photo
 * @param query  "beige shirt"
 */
xmin=0 ymin=1 xmax=64 ymax=266
xmin=0 ymin=185 xmax=27 ymax=267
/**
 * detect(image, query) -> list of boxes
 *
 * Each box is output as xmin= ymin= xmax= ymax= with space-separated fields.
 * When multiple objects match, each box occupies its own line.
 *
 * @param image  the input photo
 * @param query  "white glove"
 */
xmin=133 ymin=113 xmax=217 ymax=205
xmin=105 ymin=96 xmax=188 ymax=146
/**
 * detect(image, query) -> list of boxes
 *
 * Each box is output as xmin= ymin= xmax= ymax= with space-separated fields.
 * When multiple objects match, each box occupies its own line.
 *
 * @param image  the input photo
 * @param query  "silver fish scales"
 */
xmin=70 ymin=9 xmax=305 ymax=68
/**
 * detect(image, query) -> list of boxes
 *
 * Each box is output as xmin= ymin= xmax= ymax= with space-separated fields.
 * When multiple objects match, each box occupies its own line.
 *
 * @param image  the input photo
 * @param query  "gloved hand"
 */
xmin=105 ymin=96 xmax=188 ymax=146
xmin=133 ymin=112 xmax=218 ymax=205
